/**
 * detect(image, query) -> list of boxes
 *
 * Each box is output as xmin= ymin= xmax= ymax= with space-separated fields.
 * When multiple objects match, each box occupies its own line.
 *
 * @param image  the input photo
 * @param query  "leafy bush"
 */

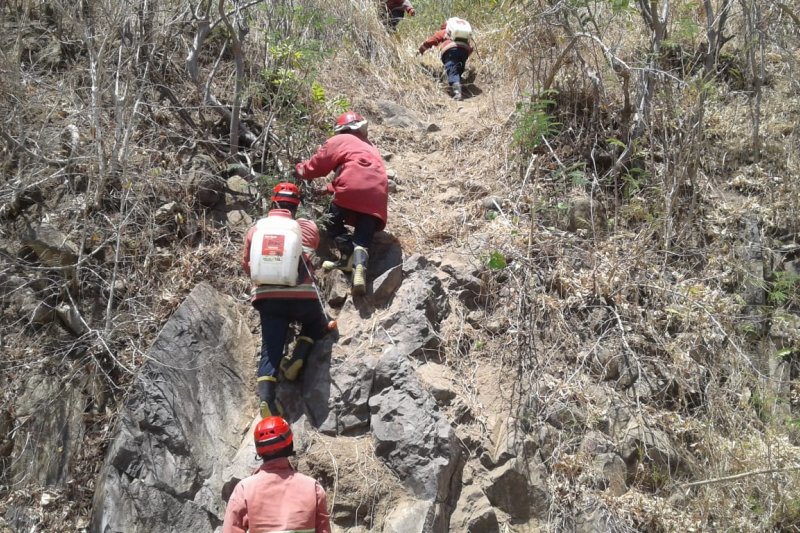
xmin=512 ymin=92 xmax=560 ymax=158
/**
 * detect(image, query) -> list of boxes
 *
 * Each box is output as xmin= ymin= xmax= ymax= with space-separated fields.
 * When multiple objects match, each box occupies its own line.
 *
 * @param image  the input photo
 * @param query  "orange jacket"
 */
xmin=295 ymin=134 xmax=388 ymax=230
xmin=222 ymin=457 xmax=330 ymax=533
xmin=419 ymin=28 xmax=473 ymax=55
xmin=242 ymin=209 xmax=320 ymax=301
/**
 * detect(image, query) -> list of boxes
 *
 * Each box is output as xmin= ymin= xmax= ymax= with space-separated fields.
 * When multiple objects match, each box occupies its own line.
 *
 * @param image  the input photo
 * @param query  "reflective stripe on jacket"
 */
xmin=222 ymin=457 xmax=330 ymax=533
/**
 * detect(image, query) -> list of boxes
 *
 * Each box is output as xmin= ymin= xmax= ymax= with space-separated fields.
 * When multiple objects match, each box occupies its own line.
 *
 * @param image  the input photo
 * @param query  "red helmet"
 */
xmin=272 ymin=182 xmax=301 ymax=205
xmin=254 ymin=416 xmax=293 ymax=457
xmin=334 ymin=111 xmax=368 ymax=135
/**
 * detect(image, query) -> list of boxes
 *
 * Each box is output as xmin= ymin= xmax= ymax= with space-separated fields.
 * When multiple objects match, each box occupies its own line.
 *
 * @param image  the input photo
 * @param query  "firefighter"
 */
xmin=242 ymin=183 xmax=327 ymax=418
xmin=223 ymin=416 xmax=331 ymax=533
xmin=294 ymin=111 xmax=388 ymax=295
xmin=419 ymin=19 xmax=474 ymax=101
xmin=383 ymin=0 xmax=415 ymax=31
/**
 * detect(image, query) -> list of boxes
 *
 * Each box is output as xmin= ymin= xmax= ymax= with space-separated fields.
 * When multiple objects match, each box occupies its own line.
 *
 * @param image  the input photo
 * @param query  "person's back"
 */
xmin=296 ymin=132 xmax=388 ymax=226
xmin=241 ymin=183 xmax=328 ymax=418
xmin=295 ymin=112 xmax=389 ymax=294
xmin=419 ymin=18 xmax=474 ymax=100
xmin=223 ymin=417 xmax=330 ymax=533
xmin=225 ymin=457 xmax=325 ymax=532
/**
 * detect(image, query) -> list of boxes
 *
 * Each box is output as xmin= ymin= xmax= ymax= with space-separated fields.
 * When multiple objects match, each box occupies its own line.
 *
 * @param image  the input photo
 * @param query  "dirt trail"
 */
xmin=366 ymin=76 xmax=521 ymax=429
xmin=376 ymin=82 xmax=516 ymax=249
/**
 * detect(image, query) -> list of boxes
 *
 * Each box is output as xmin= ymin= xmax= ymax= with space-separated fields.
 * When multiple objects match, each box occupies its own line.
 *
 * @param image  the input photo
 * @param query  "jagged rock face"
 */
xmin=450 ymin=485 xmax=499 ymax=533
xmin=484 ymin=455 xmax=550 ymax=520
xmin=91 ymin=282 xmax=256 ymax=533
xmin=88 ymin=255 xmax=465 ymax=532
xmin=89 ymin=250 xmax=554 ymax=533
xmin=11 ymin=375 xmax=85 ymax=488
xmin=370 ymin=350 xmax=461 ymax=519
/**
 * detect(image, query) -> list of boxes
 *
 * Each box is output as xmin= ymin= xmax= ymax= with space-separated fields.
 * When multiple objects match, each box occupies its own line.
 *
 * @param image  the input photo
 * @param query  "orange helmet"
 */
xmin=271 ymin=182 xmax=301 ymax=206
xmin=333 ymin=111 xmax=368 ymax=136
xmin=254 ymin=416 xmax=293 ymax=457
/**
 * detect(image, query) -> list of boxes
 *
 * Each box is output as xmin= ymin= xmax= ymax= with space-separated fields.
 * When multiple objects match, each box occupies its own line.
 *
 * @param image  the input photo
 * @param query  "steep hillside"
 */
xmin=2 ymin=0 xmax=800 ymax=531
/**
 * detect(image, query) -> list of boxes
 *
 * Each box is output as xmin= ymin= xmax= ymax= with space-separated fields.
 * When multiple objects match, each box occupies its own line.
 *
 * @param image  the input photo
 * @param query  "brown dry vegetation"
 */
xmin=2 ymin=0 xmax=800 ymax=531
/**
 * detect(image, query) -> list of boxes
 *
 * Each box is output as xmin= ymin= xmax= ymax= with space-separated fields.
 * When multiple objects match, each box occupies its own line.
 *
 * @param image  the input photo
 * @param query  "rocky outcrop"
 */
xmin=88 ymin=251 xmax=473 ymax=532
xmin=484 ymin=454 xmax=550 ymax=520
xmin=371 ymin=349 xmax=461 ymax=527
xmin=91 ymin=282 xmax=256 ymax=533
xmin=11 ymin=375 xmax=85 ymax=488
xmin=450 ymin=485 xmax=499 ymax=533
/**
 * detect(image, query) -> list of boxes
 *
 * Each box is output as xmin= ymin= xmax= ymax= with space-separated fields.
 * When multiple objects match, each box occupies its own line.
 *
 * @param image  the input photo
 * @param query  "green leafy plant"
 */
xmin=769 ymin=271 xmax=800 ymax=307
xmin=512 ymin=92 xmax=560 ymax=157
xmin=487 ymin=251 xmax=507 ymax=270
xmin=609 ymin=0 xmax=630 ymax=13
xmin=622 ymin=167 xmax=648 ymax=198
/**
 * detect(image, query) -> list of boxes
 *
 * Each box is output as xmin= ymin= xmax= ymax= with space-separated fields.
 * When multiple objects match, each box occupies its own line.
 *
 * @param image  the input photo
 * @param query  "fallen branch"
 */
xmin=683 ymin=465 xmax=800 ymax=488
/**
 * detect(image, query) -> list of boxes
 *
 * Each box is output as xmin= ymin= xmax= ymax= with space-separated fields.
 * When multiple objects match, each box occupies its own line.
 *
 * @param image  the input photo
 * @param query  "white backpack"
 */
xmin=249 ymin=216 xmax=303 ymax=286
xmin=445 ymin=17 xmax=472 ymax=42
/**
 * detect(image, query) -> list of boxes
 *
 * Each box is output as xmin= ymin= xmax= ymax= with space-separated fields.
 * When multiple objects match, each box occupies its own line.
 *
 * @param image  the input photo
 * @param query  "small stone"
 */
xmin=481 ymin=197 xmax=502 ymax=211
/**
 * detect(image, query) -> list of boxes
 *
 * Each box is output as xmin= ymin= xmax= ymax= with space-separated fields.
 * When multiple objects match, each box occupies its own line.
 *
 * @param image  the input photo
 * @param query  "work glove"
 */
xmin=407 ymin=7 xmax=415 ymax=16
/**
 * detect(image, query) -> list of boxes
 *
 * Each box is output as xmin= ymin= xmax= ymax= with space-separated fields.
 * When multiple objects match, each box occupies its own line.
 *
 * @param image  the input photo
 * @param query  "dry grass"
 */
xmin=3 ymin=0 xmax=800 ymax=531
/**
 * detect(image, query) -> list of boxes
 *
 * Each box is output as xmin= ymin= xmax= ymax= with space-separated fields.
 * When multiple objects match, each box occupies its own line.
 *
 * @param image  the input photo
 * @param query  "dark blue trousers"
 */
xmin=442 ymin=47 xmax=469 ymax=86
xmin=254 ymin=298 xmax=327 ymax=379
xmin=325 ymin=203 xmax=381 ymax=250
xmin=385 ymin=7 xmax=406 ymax=31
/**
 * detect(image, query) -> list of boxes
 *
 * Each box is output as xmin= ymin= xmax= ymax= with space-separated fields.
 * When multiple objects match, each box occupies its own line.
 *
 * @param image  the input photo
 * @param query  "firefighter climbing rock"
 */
xmin=419 ymin=17 xmax=474 ymax=101
xmin=294 ymin=111 xmax=389 ymax=295
xmin=242 ymin=183 xmax=331 ymax=418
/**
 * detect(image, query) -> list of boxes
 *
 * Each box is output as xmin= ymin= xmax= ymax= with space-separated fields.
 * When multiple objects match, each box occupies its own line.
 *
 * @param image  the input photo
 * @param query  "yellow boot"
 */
xmin=280 ymin=336 xmax=314 ymax=381
xmin=352 ymin=246 xmax=369 ymax=295
xmin=257 ymin=376 xmax=282 ymax=418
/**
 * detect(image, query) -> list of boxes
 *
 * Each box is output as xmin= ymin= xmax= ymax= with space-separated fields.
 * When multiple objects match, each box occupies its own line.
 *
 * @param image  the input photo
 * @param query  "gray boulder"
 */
xmin=416 ymin=362 xmax=457 ymax=404
xmin=368 ymin=231 xmax=403 ymax=285
xmin=481 ymin=417 xmax=524 ymax=469
xmin=372 ymin=264 xmax=403 ymax=307
xmin=375 ymin=100 xmax=431 ymax=130
xmin=91 ymin=282 xmax=256 ymax=533
xmin=449 ymin=485 xmax=499 ymax=533
xmin=291 ymin=337 xmax=375 ymax=436
xmin=370 ymin=350 xmax=461 ymax=530
xmin=618 ymin=417 xmax=688 ymax=478
xmin=431 ymin=252 xmax=486 ymax=310
xmin=325 ymin=269 xmax=350 ymax=307
xmin=21 ymin=222 xmax=79 ymax=269
xmin=590 ymin=453 xmax=628 ymax=496
xmin=371 ymin=255 xmax=449 ymax=359
xmin=11 ymin=374 xmax=85 ymax=487
xmin=484 ymin=455 xmax=550 ymax=520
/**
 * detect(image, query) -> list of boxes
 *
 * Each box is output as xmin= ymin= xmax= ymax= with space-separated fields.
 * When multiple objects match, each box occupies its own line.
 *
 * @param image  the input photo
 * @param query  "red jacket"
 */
xmin=242 ymin=209 xmax=320 ymax=302
xmin=295 ymin=134 xmax=388 ymax=230
xmin=222 ymin=457 xmax=330 ymax=533
xmin=385 ymin=0 xmax=413 ymax=12
xmin=419 ymin=29 xmax=473 ymax=55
